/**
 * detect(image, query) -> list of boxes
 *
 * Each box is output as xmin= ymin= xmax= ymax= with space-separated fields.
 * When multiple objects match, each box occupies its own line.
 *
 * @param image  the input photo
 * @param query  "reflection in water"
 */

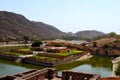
xmin=0 ymin=59 xmax=44 ymax=77
xmin=0 ymin=63 xmax=30 ymax=76
xmin=58 ymin=64 xmax=112 ymax=77
xmin=0 ymin=56 xmax=112 ymax=77
xmin=71 ymin=64 xmax=112 ymax=77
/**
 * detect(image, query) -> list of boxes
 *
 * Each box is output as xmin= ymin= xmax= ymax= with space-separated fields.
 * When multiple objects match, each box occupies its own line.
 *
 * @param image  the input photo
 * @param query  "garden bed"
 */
xmin=0 ymin=48 xmax=86 ymax=67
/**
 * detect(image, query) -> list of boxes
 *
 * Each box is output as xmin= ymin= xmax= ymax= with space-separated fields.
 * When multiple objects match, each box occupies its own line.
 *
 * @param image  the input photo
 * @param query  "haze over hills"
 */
xmin=75 ymin=30 xmax=105 ymax=39
xmin=0 ymin=11 xmax=105 ymax=41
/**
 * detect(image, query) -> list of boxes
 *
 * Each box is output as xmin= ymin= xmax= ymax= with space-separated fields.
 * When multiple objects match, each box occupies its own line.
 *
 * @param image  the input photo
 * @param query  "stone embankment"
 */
xmin=75 ymin=52 xmax=93 ymax=61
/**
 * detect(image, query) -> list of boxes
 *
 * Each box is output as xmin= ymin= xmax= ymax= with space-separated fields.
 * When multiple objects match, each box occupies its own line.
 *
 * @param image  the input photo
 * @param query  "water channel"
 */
xmin=0 ymin=56 xmax=112 ymax=77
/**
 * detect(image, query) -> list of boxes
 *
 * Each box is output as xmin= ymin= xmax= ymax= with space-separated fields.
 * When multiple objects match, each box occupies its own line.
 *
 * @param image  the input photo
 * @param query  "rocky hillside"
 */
xmin=87 ymin=37 xmax=120 ymax=57
xmin=0 ymin=11 xmax=67 ymax=41
xmin=0 ymin=11 xmax=105 ymax=41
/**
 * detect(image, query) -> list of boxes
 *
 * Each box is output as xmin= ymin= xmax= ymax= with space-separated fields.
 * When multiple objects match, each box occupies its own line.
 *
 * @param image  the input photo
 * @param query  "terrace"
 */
xmin=0 ymin=40 xmax=86 ymax=67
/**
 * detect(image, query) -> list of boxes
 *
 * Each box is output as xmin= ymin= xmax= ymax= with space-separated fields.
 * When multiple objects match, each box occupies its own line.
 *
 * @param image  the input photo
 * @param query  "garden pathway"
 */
xmin=75 ymin=52 xmax=93 ymax=61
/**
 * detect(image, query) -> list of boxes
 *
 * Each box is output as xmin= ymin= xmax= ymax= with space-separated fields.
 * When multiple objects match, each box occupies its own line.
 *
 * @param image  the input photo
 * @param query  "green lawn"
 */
xmin=56 ymin=50 xmax=83 ymax=56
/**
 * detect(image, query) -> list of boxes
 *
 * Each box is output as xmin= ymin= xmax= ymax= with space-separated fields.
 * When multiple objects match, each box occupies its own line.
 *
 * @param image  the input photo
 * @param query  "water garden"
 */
xmin=0 ymin=55 xmax=112 ymax=77
xmin=0 ymin=40 xmax=119 ymax=78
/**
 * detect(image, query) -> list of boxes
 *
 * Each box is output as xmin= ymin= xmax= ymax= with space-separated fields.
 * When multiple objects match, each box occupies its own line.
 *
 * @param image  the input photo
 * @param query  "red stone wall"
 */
xmin=62 ymin=71 xmax=100 ymax=80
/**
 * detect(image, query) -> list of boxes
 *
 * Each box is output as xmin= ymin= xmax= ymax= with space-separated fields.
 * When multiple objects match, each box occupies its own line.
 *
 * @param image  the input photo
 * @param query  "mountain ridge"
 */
xmin=0 ymin=11 xmax=105 ymax=41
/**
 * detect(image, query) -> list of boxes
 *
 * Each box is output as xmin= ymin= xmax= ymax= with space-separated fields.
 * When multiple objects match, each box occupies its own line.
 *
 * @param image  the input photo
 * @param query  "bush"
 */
xmin=31 ymin=39 xmax=42 ymax=47
xmin=115 ymin=62 xmax=120 ymax=76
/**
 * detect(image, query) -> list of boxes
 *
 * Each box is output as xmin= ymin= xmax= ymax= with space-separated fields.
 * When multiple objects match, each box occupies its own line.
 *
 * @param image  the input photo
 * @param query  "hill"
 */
xmin=0 ymin=11 xmax=67 ymax=41
xmin=87 ymin=37 xmax=120 ymax=57
xmin=75 ymin=30 xmax=105 ymax=39
xmin=0 ymin=11 xmax=106 ymax=41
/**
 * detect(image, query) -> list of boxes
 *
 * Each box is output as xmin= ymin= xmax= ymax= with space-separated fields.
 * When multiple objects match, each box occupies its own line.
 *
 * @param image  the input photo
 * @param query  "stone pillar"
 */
xmin=62 ymin=71 xmax=69 ymax=80
xmin=46 ymin=68 xmax=56 ymax=80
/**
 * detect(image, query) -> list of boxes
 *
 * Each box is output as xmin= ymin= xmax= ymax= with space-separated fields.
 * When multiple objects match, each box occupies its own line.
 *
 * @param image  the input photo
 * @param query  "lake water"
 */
xmin=57 ymin=56 xmax=112 ymax=77
xmin=0 ymin=56 xmax=112 ymax=77
xmin=57 ymin=64 xmax=112 ymax=77
xmin=71 ymin=64 xmax=112 ymax=77
xmin=0 ymin=59 xmax=44 ymax=77
xmin=0 ymin=63 xmax=30 ymax=76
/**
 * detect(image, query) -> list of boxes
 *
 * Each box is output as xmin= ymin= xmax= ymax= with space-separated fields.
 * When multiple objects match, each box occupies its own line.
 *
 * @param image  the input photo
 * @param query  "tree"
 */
xmin=23 ymin=36 xmax=29 ymax=43
xmin=31 ymin=38 xmax=42 ymax=47
xmin=108 ymin=32 xmax=117 ymax=37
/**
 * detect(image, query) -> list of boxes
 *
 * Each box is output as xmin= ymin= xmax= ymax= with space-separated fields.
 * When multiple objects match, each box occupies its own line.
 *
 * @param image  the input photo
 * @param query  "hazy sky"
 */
xmin=0 ymin=0 xmax=120 ymax=34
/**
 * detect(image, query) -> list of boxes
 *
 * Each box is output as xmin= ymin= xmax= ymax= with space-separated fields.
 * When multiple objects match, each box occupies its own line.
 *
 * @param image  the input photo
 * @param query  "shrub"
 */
xmin=31 ymin=39 xmax=42 ymax=47
xmin=115 ymin=62 xmax=120 ymax=76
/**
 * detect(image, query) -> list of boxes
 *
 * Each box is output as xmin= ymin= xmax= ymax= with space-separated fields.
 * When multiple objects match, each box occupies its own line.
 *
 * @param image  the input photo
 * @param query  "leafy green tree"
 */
xmin=23 ymin=36 xmax=29 ymax=43
xmin=108 ymin=32 xmax=117 ymax=37
xmin=31 ymin=38 xmax=42 ymax=47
